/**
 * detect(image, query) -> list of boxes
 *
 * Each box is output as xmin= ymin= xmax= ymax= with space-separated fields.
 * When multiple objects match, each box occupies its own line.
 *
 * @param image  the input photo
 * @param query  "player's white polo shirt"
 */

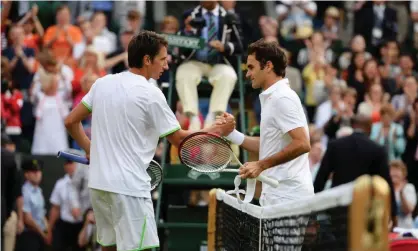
xmin=259 ymin=78 xmax=314 ymax=202
xmin=82 ymin=71 xmax=180 ymax=198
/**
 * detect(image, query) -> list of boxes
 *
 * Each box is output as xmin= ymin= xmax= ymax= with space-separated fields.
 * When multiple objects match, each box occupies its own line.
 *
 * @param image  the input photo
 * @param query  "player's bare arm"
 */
xmin=166 ymin=121 xmax=236 ymax=148
xmin=64 ymin=103 xmax=92 ymax=156
xmin=239 ymin=127 xmax=310 ymax=179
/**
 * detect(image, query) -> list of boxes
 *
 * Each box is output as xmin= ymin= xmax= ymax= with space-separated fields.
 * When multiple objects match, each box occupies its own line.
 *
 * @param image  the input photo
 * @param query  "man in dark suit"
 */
xmin=354 ymin=0 xmax=397 ymax=53
xmin=175 ymin=0 xmax=244 ymax=130
xmin=1 ymin=134 xmax=23 ymax=251
xmin=314 ymin=115 xmax=397 ymax=219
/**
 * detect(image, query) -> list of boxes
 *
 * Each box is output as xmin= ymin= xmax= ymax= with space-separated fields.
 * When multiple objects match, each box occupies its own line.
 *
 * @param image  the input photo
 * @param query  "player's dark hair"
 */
xmin=247 ymin=39 xmax=287 ymax=77
xmin=128 ymin=30 xmax=168 ymax=69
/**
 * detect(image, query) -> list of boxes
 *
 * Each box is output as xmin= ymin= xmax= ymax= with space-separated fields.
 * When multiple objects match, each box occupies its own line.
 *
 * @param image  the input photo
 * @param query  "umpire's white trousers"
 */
xmin=3 ymin=211 xmax=17 ymax=251
xmin=176 ymin=60 xmax=237 ymax=117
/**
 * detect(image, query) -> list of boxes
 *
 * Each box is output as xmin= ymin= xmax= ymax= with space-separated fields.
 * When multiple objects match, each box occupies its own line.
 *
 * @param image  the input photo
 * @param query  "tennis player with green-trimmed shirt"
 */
xmin=217 ymin=39 xmax=314 ymax=206
xmin=64 ymin=31 xmax=234 ymax=251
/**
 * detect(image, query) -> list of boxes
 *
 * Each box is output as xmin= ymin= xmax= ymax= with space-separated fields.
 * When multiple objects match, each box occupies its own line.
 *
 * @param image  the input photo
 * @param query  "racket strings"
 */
xmin=147 ymin=162 xmax=162 ymax=190
xmin=179 ymin=134 xmax=232 ymax=173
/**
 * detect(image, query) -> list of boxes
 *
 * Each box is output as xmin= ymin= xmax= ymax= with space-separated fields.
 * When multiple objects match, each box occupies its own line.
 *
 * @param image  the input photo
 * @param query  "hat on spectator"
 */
xmin=325 ymin=7 xmax=340 ymax=19
xmin=21 ymin=158 xmax=43 ymax=172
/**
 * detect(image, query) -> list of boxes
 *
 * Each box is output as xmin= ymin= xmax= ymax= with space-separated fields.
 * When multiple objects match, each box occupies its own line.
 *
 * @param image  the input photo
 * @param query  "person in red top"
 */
xmin=72 ymin=46 xmax=106 ymax=108
xmin=1 ymin=57 xmax=23 ymax=149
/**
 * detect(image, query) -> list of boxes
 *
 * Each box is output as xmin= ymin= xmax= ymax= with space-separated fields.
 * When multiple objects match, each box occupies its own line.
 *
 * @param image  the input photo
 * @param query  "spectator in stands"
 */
xmin=355 ymin=59 xmax=396 ymax=107
xmin=389 ymin=160 xmax=417 ymax=228
xmin=73 ymin=19 xmax=111 ymax=60
xmin=395 ymin=54 xmax=418 ymax=92
xmin=1 ymin=57 xmax=24 ymax=149
xmin=90 ymin=11 xmax=117 ymax=55
xmin=314 ymin=85 xmax=344 ymax=136
xmin=72 ymin=46 xmax=106 ymax=108
xmin=402 ymin=97 xmax=418 ymax=190
xmin=17 ymin=4 xmax=44 ymax=53
xmin=392 ymin=76 xmax=418 ymax=122
xmin=302 ymin=42 xmax=328 ymax=122
xmin=47 ymin=160 xmax=85 ymax=251
xmin=1 ymin=1 xmax=12 ymax=50
xmin=125 ymin=10 xmax=142 ymax=34
xmin=176 ymin=1 xmax=243 ymax=130
xmin=259 ymin=16 xmax=279 ymax=43
xmin=411 ymin=1 xmax=418 ymax=50
xmin=31 ymin=50 xmax=73 ymax=109
xmin=313 ymin=63 xmax=347 ymax=106
xmin=15 ymin=159 xmax=48 ymax=251
xmin=338 ymin=35 xmax=372 ymax=71
xmin=105 ymin=28 xmax=134 ymax=74
xmin=78 ymin=209 xmax=100 ymax=251
xmin=370 ymin=104 xmax=406 ymax=161
xmin=346 ymin=52 xmax=366 ymax=90
xmin=2 ymin=25 xmax=35 ymax=90
xmin=309 ymin=139 xmax=323 ymax=180
xmin=358 ymin=82 xmax=389 ymax=123
xmin=113 ymin=1 xmax=146 ymax=32
xmin=283 ymin=49 xmax=303 ymax=98
xmin=1 ymin=134 xmax=23 ymax=251
xmin=379 ymin=40 xmax=400 ymax=79
xmin=220 ymin=0 xmax=255 ymax=48
xmin=324 ymin=87 xmax=357 ymax=141
xmin=320 ymin=6 xmax=340 ymax=44
xmin=31 ymin=68 xmax=69 ymax=155
xmin=354 ymin=0 xmax=398 ymax=52
xmin=276 ymin=0 xmax=317 ymax=42
xmin=297 ymin=32 xmax=335 ymax=69
xmin=43 ymin=5 xmax=82 ymax=65
xmin=158 ymin=16 xmax=180 ymax=85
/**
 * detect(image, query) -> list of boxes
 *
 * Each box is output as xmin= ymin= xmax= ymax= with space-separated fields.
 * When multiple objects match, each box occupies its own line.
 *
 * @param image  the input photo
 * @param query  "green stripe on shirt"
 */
xmin=81 ymin=101 xmax=92 ymax=112
xmin=159 ymin=126 xmax=181 ymax=138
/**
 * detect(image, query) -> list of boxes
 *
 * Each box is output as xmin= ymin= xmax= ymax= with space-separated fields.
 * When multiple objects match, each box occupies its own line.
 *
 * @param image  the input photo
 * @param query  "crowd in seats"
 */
xmin=1 ymin=1 xmax=418 ymax=250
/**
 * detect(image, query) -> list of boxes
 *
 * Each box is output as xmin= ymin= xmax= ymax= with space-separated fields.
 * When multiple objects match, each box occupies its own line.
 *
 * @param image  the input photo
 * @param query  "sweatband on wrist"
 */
xmin=226 ymin=130 xmax=245 ymax=145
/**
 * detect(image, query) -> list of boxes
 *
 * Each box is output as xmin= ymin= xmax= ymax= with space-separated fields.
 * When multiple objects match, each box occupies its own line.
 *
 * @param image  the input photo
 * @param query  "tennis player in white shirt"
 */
xmin=64 ymin=31 xmax=233 ymax=251
xmin=218 ymin=39 xmax=314 ymax=206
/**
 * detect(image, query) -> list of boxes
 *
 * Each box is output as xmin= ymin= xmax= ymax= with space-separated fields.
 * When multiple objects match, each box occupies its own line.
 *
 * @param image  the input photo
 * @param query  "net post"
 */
xmin=208 ymin=188 xmax=218 ymax=251
xmin=349 ymin=175 xmax=372 ymax=251
xmin=349 ymin=175 xmax=390 ymax=251
xmin=370 ymin=175 xmax=390 ymax=251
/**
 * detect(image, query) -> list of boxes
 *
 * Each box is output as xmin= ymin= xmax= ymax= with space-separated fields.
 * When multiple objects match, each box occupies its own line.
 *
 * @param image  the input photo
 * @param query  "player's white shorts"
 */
xmin=90 ymin=189 xmax=159 ymax=251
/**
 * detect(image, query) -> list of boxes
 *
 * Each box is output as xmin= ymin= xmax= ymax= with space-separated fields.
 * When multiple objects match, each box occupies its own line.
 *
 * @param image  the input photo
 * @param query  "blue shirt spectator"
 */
xmin=22 ymin=181 xmax=46 ymax=231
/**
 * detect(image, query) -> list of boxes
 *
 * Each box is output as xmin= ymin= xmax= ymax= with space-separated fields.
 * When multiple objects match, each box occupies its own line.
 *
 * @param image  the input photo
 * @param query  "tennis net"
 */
xmin=207 ymin=175 xmax=391 ymax=251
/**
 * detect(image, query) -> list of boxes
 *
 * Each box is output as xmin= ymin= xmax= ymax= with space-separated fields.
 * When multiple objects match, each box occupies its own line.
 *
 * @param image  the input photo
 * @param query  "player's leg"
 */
xmin=110 ymin=194 xmax=159 ymax=251
xmin=175 ymin=60 xmax=205 ymax=130
xmin=89 ymin=189 xmax=117 ymax=250
xmin=206 ymin=64 xmax=237 ymax=128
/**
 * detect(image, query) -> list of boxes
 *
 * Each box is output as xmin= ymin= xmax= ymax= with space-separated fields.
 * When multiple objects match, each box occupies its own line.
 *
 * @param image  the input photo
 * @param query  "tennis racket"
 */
xmin=57 ymin=151 xmax=163 ymax=190
xmin=178 ymin=132 xmax=279 ymax=188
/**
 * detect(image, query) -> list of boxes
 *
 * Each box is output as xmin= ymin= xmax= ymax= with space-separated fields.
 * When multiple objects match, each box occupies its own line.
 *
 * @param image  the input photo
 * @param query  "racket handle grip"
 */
xmin=257 ymin=175 xmax=279 ymax=188
xmin=57 ymin=151 xmax=89 ymax=165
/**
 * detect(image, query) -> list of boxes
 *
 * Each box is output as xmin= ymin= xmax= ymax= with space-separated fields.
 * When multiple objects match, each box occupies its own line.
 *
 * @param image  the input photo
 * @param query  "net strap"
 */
xmin=225 ymin=175 xmax=257 ymax=204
